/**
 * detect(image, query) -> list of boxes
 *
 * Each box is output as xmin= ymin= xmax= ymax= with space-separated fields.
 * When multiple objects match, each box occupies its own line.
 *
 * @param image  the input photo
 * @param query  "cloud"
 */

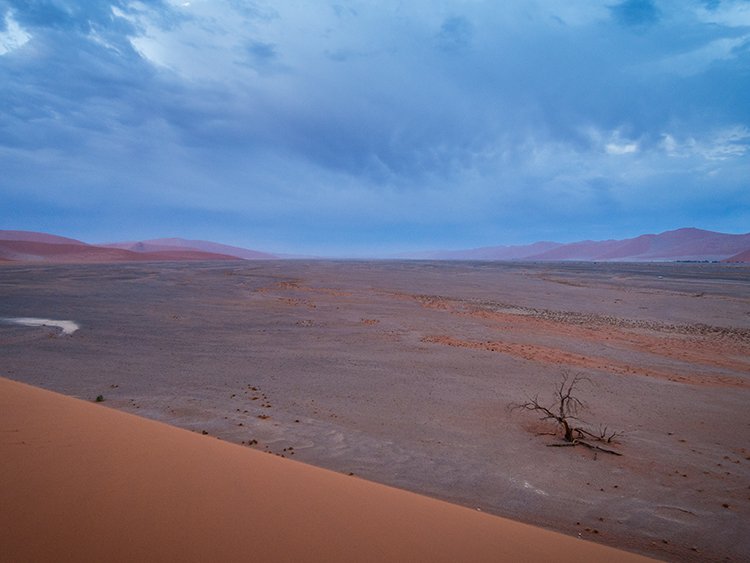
xmin=245 ymin=40 xmax=276 ymax=62
xmin=610 ymin=0 xmax=661 ymax=27
xmin=662 ymin=126 xmax=750 ymax=160
xmin=606 ymin=142 xmax=639 ymax=155
xmin=0 ymin=0 xmax=748 ymax=253
xmin=696 ymin=0 xmax=750 ymax=27
xmin=0 ymin=11 xmax=30 ymax=54
xmin=436 ymin=16 xmax=473 ymax=52
xmin=647 ymin=34 xmax=750 ymax=76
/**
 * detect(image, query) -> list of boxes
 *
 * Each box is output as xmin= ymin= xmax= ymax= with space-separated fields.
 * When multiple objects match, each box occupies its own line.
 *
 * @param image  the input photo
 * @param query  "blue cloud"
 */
xmin=246 ymin=40 xmax=276 ymax=61
xmin=437 ymin=16 xmax=473 ymax=52
xmin=4 ymin=0 xmax=163 ymax=33
xmin=610 ymin=0 xmax=661 ymax=27
xmin=1 ymin=1 xmax=748 ymax=254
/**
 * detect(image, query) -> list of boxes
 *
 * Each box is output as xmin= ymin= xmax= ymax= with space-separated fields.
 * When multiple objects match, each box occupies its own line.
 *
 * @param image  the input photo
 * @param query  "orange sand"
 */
xmin=0 ymin=377 xmax=654 ymax=562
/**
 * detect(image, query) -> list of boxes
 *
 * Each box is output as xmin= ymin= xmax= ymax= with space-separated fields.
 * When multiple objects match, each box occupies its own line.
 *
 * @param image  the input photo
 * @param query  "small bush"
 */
xmin=95 ymin=395 xmax=104 ymax=402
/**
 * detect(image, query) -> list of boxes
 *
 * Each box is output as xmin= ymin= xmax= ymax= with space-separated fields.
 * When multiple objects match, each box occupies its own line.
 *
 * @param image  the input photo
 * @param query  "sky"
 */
xmin=1 ymin=0 xmax=749 ymax=256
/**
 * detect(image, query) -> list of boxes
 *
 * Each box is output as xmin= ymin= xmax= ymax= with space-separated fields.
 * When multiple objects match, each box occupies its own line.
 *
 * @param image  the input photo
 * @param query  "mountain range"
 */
xmin=0 ymin=228 xmax=748 ymax=263
xmin=102 ymin=238 xmax=276 ymax=260
xmin=409 ymin=228 xmax=750 ymax=262
xmin=0 ymin=231 xmax=275 ymax=263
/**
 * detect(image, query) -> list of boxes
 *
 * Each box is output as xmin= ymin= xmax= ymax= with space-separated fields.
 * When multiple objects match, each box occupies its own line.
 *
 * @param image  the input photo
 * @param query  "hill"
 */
xmin=104 ymin=237 xmax=276 ymax=260
xmin=0 ymin=232 xmax=243 ymax=263
xmin=427 ymin=228 xmax=750 ymax=262
xmin=724 ymin=248 xmax=750 ymax=263
xmin=0 ymin=230 xmax=86 ymax=245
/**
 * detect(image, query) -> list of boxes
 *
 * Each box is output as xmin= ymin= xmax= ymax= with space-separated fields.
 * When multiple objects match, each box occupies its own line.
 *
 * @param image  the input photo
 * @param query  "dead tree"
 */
xmin=511 ymin=373 xmax=622 ymax=456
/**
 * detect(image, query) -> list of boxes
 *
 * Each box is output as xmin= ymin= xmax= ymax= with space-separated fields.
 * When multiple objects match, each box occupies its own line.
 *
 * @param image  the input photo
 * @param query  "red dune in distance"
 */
xmin=0 ymin=239 xmax=241 ymax=263
xmin=531 ymin=228 xmax=750 ymax=262
xmin=103 ymin=237 xmax=277 ymax=260
xmin=0 ymin=377 xmax=653 ymax=563
xmin=0 ymin=230 xmax=277 ymax=263
xmin=412 ymin=240 xmax=564 ymax=260
xmin=0 ymin=230 xmax=271 ymax=263
xmin=4 ymin=228 xmax=750 ymax=263
xmin=419 ymin=228 xmax=750 ymax=262
xmin=725 ymin=248 xmax=750 ymax=262
xmin=0 ymin=230 xmax=87 ymax=245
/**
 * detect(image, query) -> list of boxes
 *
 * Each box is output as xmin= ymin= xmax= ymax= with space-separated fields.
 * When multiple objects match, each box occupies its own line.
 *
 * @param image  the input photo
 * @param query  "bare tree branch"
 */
xmin=510 ymin=372 xmax=623 ymax=457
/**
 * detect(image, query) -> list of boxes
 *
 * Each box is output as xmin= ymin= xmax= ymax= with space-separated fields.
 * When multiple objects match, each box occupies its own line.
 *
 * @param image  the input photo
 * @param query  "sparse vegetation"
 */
xmin=511 ymin=373 xmax=623 ymax=456
xmin=95 ymin=395 xmax=104 ymax=402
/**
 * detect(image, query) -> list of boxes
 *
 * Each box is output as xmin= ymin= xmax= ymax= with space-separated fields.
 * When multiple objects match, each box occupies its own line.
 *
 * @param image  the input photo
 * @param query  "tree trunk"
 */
xmin=561 ymin=419 xmax=574 ymax=442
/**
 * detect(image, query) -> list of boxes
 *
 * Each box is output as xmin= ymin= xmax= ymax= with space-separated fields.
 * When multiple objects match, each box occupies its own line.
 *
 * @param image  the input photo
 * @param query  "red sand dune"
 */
xmin=526 ymin=228 xmax=750 ymax=261
xmin=426 ymin=228 xmax=750 ymax=262
xmin=0 ymin=231 xmax=272 ymax=263
xmin=413 ymin=241 xmax=563 ymax=260
xmin=0 ymin=378 xmax=653 ymax=563
xmin=0 ymin=230 xmax=86 ymax=245
xmin=0 ymin=240 xmax=241 ymax=263
xmin=104 ymin=237 xmax=277 ymax=260
xmin=724 ymin=248 xmax=750 ymax=262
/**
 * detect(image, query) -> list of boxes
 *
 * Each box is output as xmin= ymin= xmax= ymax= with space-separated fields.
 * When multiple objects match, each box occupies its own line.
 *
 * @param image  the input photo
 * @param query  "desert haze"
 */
xmin=2 ymin=228 xmax=750 ymax=263
xmin=1 ymin=259 xmax=748 ymax=562
xmin=409 ymin=228 xmax=750 ymax=262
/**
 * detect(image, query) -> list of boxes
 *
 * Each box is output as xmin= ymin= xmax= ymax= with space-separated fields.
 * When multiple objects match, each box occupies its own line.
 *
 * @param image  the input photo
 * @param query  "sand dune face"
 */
xmin=725 ymin=248 xmax=750 ymax=262
xmin=103 ymin=237 xmax=277 ymax=260
xmin=425 ymin=227 xmax=750 ymax=261
xmin=0 ymin=377 xmax=653 ymax=563
xmin=1 ymin=260 xmax=748 ymax=561
xmin=0 ymin=230 xmax=276 ymax=263
xmin=0 ymin=239 xmax=242 ymax=263
xmin=0 ymin=230 xmax=87 ymax=245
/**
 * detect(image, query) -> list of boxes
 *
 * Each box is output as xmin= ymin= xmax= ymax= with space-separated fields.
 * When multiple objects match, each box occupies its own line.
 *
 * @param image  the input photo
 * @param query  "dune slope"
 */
xmin=0 ymin=377 xmax=653 ymax=563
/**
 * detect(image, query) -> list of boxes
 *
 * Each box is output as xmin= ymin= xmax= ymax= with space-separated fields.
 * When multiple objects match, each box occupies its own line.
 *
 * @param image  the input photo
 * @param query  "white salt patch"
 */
xmin=2 ymin=317 xmax=79 ymax=335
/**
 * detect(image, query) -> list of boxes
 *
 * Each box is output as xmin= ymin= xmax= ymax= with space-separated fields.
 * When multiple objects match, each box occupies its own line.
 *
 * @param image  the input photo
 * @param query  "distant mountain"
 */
xmin=409 ymin=241 xmax=563 ymax=260
xmin=420 ymin=228 xmax=750 ymax=262
xmin=0 ymin=231 xmax=244 ymax=263
xmin=526 ymin=228 xmax=750 ymax=262
xmin=3 ymin=228 xmax=749 ymax=263
xmin=104 ymin=238 xmax=276 ymax=260
xmin=0 ymin=230 xmax=86 ymax=245
xmin=724 ymin=248 xmax=750 ymax=263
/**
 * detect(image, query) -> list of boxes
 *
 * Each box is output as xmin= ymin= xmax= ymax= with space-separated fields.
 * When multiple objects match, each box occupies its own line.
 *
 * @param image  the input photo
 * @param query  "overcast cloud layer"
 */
xmin=1 ymin=0 xmax=749 ymax=255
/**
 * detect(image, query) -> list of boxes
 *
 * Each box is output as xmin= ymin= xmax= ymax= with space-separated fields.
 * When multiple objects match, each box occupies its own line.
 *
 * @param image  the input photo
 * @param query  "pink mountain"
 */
xmin=413 ymin=241 xmax=563 ymax=260
xmin=103 ymin=238 xmax=276 ymax=260
xmin=724 ymin=248 xmax=750 ymax=263
xmin=526 ymin=228 xmax=750 ymax=262
xmin=0 ymin=232 xmax=245 ymax=263
xmin=0 ymin=230 xmax=87 ymax=245
xmin=423 ymin=228 xmax=750 ymax=262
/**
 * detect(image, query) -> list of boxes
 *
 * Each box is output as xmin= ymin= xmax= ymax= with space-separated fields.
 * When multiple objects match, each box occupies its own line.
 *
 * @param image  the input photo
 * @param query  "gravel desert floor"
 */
xmin=1 ymin=260 xmax=748 ymax=562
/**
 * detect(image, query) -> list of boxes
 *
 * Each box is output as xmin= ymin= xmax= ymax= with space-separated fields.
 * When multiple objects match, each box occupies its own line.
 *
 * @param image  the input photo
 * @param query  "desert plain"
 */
xmin=1 ymin=260 xmax=749 ymax=561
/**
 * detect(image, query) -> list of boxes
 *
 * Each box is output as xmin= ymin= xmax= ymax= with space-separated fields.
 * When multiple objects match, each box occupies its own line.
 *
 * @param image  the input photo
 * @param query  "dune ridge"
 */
xmin=0 ymin=377 xmax=653 ymax=563
xmin=410 ymin=228 xmax=750 ymax=262
xmin=103 ymin=237 xmax=277 ymax=260
xmin=0 ymin=240 xmax=241 ymax=263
